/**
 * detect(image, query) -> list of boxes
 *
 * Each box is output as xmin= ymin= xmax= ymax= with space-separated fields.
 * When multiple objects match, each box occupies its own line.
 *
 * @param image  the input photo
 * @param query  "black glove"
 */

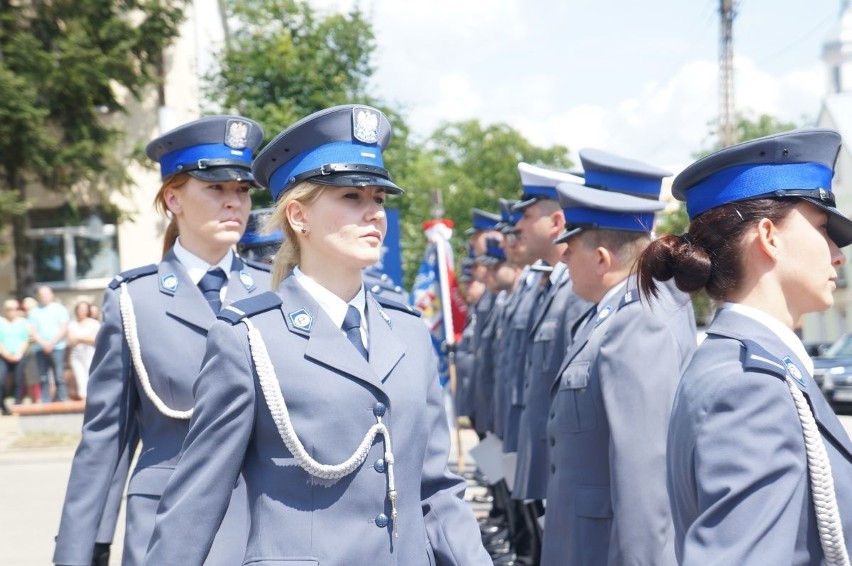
xmin=91 ymin=543 xmax=110 ymax=566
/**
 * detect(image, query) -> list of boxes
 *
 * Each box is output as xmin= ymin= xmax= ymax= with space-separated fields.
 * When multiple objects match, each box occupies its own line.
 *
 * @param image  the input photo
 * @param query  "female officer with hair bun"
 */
xmin=54 ymin=115 xmax=270 ymax=566
xmin=145 ymin=104 xmax=492 ymax=566
xmin=638 ymin=128 xmax=852 ymax=565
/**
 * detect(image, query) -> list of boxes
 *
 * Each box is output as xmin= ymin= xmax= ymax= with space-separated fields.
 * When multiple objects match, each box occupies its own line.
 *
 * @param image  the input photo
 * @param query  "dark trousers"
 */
xmin=0 ymin=358 xmax=25 ymax=405
xmin=35 ymin=349 xmax=68 ymax=402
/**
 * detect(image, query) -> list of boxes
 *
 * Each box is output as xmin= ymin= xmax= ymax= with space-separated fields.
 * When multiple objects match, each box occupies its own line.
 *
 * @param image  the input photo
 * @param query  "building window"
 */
xmin=27 ymin=208 xmax=119 ymax=289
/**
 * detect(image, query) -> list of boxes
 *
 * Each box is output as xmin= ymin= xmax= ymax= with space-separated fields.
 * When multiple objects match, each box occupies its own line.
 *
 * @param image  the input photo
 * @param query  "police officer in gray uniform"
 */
xmin=145 ymin=104 xmax=492 ymax=565
xmin=511 ymin=162 xmax=591 ymax=504
xmin=639 ymin=128 xmax=852 ymax=565
xmin=54 ymin=116 xmax=270 ymax=566
xmin=542 ymin=149 xmax=697 ymax=566
xmin=462 ymin=208 xmax=502 ymax=432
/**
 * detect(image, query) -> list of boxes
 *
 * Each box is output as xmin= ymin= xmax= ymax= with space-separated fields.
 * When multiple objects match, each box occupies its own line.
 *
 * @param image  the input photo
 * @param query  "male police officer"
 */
xmin=541 ymin=149 xmax=697 ymax=565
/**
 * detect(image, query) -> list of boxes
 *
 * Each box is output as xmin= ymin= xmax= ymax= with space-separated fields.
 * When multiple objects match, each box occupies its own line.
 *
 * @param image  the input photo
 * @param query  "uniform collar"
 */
xmin=293 ymin=266 xmax=367 ymax=334
xmin=597 ymin=278 xmax=629 ymax=312
xmin=172 ymin=238 xmax=234 ymax=285
xmin=721 ymin=302 xmax=813 ymax=375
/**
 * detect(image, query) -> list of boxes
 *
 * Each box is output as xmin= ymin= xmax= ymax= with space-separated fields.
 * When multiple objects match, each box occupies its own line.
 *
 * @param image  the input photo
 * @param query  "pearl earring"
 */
xmin=300 ymin=225 xmax=307 ymax=234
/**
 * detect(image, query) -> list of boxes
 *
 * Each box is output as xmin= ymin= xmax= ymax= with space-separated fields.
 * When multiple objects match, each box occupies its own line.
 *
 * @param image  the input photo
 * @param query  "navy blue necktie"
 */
xmin=198 ymin=268 xmax=227 ymax=313
xmin=342 ymin=305 xmax=369 ymax=360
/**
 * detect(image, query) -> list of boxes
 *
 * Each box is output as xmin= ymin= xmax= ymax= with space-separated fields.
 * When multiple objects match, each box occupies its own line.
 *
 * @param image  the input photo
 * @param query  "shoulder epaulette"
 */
xmin=108 ymin=264 xmax=158 ymax=290
xmin=739 ymin=338 xmax=787 ymax=379
xmin=373 ymin=295 xmax=421 ymax=318
xmin=617 ymin=289 xmax=640 ymax=310
xmin=242 ymin=258 xmax=272 ymax=273
xmin=218 ymin=291 xmax=283 ymax=324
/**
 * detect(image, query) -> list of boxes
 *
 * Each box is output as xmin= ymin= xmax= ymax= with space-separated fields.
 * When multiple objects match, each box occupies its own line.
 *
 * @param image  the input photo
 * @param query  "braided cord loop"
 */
xmin=786 ymin=377 xmax=849 ymax=566
xmin=243 ymin=318 xmax=399 ymax=536
xmin=118 ymin=282 xmax=192 ymax=420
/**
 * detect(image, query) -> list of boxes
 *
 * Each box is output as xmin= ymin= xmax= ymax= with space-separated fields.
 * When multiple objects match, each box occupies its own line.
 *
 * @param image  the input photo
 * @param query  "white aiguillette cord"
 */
xmin=242 ymin=318 xmax=399 ymax=538
xmin=119 ymin=282 xmax=192 ymax=420
xmin=785 ymin=377 xmax=849 ymax=566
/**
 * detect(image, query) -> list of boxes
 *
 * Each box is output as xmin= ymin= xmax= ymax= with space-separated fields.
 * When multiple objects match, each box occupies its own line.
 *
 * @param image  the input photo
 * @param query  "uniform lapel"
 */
xmin=280 ymin=278 xmax=387 ymax=394
xmin=365 ymin=293 xmax=406 ymax=382
xmin=224 ymin=255 xmax=255 ymax=305
xmin=712 ymin=310 xmax=852 ymax=460
xmin=159 ymin=252 xmax=217 ymax=332
xmin=550 ymin=304 xmax=597 ymax=393
xmin=528 ymin=267 xmax=564 ymax=338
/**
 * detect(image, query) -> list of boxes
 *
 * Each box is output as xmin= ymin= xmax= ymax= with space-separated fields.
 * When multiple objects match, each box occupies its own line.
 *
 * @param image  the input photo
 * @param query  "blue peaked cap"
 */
xmin=146 ymin=115 xmax=264 ymax=183
xmin=515 ymin=162 xmax=585 ymax=211
xmin=476 ymin=237 xmax=506 ymax=265
xmin=252 ymin=104 xmax=404 ymax=201
xmin=238 ymin=208 xmax=284 ymax=247
xmin=579 ymin=148 xmax=671 ymax=198
xmin=464 ymin=208 xmax=502 ymax=236
xmin=554 ymin=149 xmax=668 ymax=243
xmin=673 ymin=128 xmax=852 ymax=247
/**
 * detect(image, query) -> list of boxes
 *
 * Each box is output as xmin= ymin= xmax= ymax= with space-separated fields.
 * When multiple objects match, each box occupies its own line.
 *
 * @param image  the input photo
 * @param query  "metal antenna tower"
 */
xmin=719 ymin=0 xmax=736 ymax=147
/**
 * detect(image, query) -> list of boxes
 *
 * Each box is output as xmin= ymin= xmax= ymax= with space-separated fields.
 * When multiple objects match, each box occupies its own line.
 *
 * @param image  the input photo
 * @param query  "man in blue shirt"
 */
xmin=28 ymin=285 xmax=69 ymax=402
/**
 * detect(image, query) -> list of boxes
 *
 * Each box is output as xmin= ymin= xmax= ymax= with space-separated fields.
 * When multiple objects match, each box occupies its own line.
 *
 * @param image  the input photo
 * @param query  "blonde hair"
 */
xmin=264 ymin=181 xmax=328 ymax=287
xmin=153 ymin=173 xmax=192 ymax=258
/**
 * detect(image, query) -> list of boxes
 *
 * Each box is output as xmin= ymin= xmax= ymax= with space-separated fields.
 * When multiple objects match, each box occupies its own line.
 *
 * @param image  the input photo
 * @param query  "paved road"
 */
xmin=2 ymin=416 xmax=851 ymax=566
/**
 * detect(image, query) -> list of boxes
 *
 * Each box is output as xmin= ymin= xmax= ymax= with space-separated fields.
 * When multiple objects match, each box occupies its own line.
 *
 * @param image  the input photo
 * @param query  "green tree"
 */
xmin=0 ymin=0 xmax=185 ymax=295
xmin=656 ymin=112 xmax=799 ymax=323
xmin=395 ymin=120 xmax=572 ymax=287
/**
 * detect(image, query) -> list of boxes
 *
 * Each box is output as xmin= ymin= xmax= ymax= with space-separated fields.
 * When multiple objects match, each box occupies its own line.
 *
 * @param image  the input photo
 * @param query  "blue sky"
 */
xmin=313 ymin=0 xmax=843 ymax=172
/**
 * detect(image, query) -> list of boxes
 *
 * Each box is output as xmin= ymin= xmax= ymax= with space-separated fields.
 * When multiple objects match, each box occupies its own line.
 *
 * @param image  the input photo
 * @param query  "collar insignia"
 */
xmin=239 ymin=270 xmax=255 ymax=291
xmin=595 ymin=305 xmax=613 ymax=326
xmin=289 ymin=308 xmax=313 ymax=332
xmin=161 ymin=273 xmax=178 ymax=292
xmin=783 ymin=356 xmax=806 ymax=387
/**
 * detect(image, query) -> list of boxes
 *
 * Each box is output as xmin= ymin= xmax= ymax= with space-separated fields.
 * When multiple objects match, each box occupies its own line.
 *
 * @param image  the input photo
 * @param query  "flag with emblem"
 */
xmin=410 ymin=219 xmax=468 ymax=386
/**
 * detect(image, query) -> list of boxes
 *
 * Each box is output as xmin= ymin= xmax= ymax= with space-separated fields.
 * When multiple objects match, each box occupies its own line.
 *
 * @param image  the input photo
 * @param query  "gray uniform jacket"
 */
xmin=501 ymin=271 xmax=542 ymax=452
xmin=513 ymin=265 xmax=591 ymax=500
xmin=542 ymin=277 xmax=696 ymax=566
xmin=53 ymin=251 xmax=270 ymax=566
xmin=668 ymin=308 xmax=852 ymax=565
xmin=473 ymin=292 xmax=505 ymax=436
xmin=460 ymin=291 xmax=494 ymax=423
xmin=453 ymin=314 xmax=475 ymax=419
xmin=145 ymin=276 xmax=493 ymax=566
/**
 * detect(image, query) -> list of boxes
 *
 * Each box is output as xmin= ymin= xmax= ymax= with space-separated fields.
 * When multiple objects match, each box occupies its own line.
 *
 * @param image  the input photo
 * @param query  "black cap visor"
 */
xmin=188 ymin=166 xmax=258 ymax=186
xmin=802 ymin=198 xmax=852 ymax=248
xmin=310 ymin=171 xmax=405 ymax=195
xmin=553 ymin=224 xmax=586 ymax=245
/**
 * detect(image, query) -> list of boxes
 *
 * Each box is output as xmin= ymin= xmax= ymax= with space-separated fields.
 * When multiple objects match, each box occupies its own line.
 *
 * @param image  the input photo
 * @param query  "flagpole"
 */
xmin=428 ymin=189 xmax=465 ymax=474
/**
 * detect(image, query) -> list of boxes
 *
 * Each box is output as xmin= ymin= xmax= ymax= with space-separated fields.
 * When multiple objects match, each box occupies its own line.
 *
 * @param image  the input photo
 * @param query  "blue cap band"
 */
xmin=240 ymin=229 xmax=283 ymax=246
xmin=159 ymin=143 xmax=253 ymax=178
xmin=268 ymin=140 xmax=385 ymax=197
xmin=685 ymin=162 xmax=834 ymax=219
xmin=473 ymin=216 xmax=500 ymax=230
xmin=584 ymin=170 xmax=662 ymax=197
xmin=521 ymin=185 xmax=558 ymax=201
xmin=563 ymin=207 xmax=656 ymax=233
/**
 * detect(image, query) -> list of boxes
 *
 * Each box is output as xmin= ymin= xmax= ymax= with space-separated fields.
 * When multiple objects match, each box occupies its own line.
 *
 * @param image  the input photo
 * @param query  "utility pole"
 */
xmin=719 ymin=0 xmax=736 ymax=147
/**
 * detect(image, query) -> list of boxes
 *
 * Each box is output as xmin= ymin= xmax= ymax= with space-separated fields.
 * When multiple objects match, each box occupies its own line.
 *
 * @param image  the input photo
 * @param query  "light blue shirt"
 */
xmin=293 ymin=267 xmax=368 ymax=347
xmin=29 ymin=302 xmax=69 ymax=351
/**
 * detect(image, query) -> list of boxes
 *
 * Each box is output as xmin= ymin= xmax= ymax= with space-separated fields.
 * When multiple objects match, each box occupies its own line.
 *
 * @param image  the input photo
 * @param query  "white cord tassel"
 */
xmin=786 ymin=377 xmax=849 ymax=566
xmin=118 ymin=283 xmax=192 ymax=420
xmin=243 ymin=318 xmax=399 ymax=537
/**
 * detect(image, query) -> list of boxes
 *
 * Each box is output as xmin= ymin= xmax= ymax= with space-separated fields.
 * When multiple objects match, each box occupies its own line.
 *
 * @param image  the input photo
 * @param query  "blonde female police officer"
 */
xmin=54 ymin=116 xmax=270 ymax=566
xmin=145 ymin=104 xmax=492 ymax=566
xmin=638 ymin=128 xmax=852 ymax=565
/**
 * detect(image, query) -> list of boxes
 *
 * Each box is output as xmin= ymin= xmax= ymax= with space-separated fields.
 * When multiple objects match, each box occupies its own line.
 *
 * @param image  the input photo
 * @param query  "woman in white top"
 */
xmin=66 ymin=301 xmax=100 ymax=399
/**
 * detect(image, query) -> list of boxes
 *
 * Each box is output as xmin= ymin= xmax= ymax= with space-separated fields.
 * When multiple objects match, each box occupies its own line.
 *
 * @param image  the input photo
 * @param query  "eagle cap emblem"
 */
xmin=352 ymin=108 xmax=379 ymax=144
xmin=225 ymin=119 xmax=250 ymax=149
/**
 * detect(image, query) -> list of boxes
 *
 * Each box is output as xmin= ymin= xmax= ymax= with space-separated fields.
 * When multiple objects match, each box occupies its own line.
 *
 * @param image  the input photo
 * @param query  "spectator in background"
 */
xmin=88 ymin=303 xmax=101 ymax=321
xmin=28 ymin=285 xmax=69 ymax=402
xmin=0 ymin=299 xmax=30 ymax=414
xmin=66 ymin=301 xmax=100 ymax=400
xmin=20 ymin=297 xmax=40 ymax=403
